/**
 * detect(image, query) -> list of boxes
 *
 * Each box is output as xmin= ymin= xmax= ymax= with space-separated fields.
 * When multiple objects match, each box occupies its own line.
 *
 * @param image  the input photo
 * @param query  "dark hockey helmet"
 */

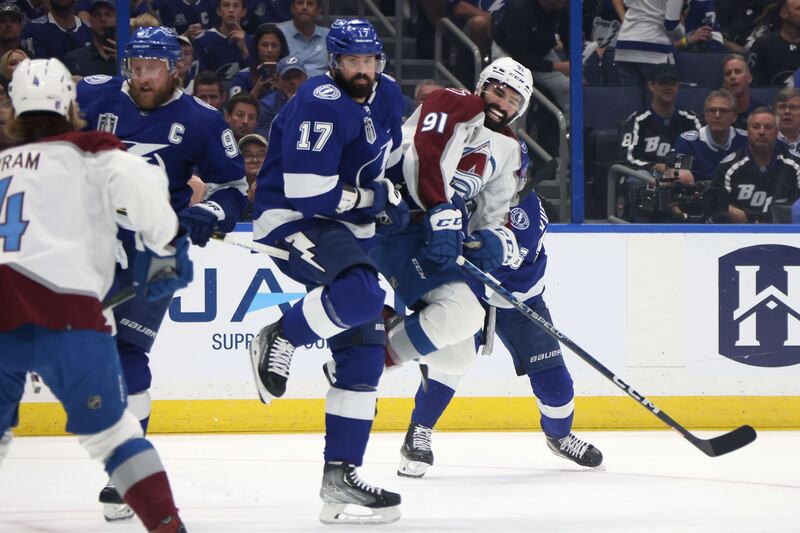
xmin=326 ymin=18 xmax=385 ymax=73
xmin=123 ymin=26 xmax=182 ymax=76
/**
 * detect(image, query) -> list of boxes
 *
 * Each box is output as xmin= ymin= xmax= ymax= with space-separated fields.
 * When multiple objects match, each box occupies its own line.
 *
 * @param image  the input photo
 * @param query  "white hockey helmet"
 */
xmin=476 ymin=57 xmax=534 ymax=120
xmin=9 ymin=58 xmax=75 ymax=117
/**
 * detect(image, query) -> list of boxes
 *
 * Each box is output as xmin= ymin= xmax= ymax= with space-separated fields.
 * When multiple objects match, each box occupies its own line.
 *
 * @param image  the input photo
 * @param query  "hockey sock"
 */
xmin=127 ymin=391 xmax=151 ymax=435
xmin=411 ymin=374 xmax=457 ymax=429
xmin=323 ymin=388 xmax=377 ymax=466
xmin=530 ymin=366 xmax=575 ymax=439
xmin=105 ymin=438 xmax=178 ymax=531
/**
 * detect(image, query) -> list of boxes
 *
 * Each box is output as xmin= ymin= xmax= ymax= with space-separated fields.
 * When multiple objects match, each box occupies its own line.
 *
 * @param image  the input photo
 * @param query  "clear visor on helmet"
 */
xmin=481 ymin=80 xmax=525 ymax=115
xmin=329 ymin=53 xmax=386 ymax=74
xmin=123 ymin=57 xmax=173 ymax=80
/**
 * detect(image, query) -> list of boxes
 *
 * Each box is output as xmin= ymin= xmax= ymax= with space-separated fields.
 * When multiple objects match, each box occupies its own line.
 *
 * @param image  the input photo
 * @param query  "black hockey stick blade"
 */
xmin=687 ymin=424 xmax=757 ymax=457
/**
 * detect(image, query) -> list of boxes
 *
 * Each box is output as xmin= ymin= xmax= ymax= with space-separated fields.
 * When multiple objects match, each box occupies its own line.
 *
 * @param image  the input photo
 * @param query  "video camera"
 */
xmin=626 ymin=152 xmax=729 ymax=223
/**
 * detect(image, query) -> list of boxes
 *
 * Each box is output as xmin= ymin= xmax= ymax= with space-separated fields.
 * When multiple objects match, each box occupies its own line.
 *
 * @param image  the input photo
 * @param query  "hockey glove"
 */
xmin=463 ymin=227 xmax=520 ymax=272
xmin=423 ymin=203 xmax=463 ymax=266
xmin=133 ymin=233 xmax=194 ymax=301
xmin=178 ymin=201 xmax=225 ymax=247
xmin=369 ymin=180 xmax=410 ymax=235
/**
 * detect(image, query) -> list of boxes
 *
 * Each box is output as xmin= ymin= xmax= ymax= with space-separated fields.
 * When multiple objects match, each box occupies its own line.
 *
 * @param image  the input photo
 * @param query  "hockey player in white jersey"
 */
xmin=0 ymin=58 xmax=192 ymax=532
xmin=368 ymin=57 xmax=532 ymax=380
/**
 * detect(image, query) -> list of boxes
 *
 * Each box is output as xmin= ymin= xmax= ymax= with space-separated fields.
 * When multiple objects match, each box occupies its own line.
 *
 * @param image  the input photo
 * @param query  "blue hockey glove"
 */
xmin=178 ymin=201 xmax=225 ymax=247
xmin=463 ymin=227 xmax=519 ymax=272
xmin=423 ymin=203 xmax=463 ymax=265
xmin=133 ymin=233 xmax=194 ymax=301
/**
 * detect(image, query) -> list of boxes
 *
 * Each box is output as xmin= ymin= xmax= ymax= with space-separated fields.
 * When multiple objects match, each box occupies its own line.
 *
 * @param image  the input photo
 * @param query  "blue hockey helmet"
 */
xmin=326 ymin=18 xmax=385 ymax=72
xmin=123 ymin=26 xmax=182 ymax=76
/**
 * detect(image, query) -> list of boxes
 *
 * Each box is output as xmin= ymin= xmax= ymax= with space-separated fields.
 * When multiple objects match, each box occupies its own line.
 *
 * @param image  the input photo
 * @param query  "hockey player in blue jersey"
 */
xmin=77 ymin=26 xmax=247 ymax=522
xmin=396 ymin=187 xmax=604 ymax=478
xmin=249 ymin=18 xmax=407 ymax=524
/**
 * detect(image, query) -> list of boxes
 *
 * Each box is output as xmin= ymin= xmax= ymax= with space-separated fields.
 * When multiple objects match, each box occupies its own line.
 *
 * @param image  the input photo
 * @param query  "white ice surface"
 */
xmin=0 ymin=430 xmax=797 ymax=532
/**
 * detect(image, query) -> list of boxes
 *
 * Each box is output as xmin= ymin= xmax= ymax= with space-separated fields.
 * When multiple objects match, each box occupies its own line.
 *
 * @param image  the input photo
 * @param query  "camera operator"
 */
xmin=673 ymin=89 xmax=747 ymax=185
xmin=715 ymin=107 xmax=800 ymax=223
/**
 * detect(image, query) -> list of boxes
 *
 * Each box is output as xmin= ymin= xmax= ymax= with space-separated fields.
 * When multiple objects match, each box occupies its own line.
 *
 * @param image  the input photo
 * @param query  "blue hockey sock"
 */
xmin=529 ymin=366 xmax=575 ymax=439
xmin=411 ymin=377 xmax=456 ymax=429
xmin=323 ymin=386 xmax=377 ymax=466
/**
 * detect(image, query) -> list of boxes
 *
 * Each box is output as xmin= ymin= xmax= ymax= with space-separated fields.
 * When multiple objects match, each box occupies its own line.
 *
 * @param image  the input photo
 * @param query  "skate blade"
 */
xmin=103 ymin=503 xmax=134 ymax=522
xmin=397 ymin=457 xmax=429 ymax=478
xmin=249 ymin=338 xmax=274 ymax=405
xmin=319 ymin=503 xmax=401 ymax=525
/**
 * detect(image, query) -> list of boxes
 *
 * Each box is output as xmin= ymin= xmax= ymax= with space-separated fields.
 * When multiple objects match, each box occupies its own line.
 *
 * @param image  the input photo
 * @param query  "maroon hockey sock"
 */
xmin=122 ymin=471 xmax=179 ymax=531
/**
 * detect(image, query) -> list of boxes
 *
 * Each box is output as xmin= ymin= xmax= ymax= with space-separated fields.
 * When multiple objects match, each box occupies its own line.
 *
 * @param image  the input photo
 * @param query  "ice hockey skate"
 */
xmin=319 ymin=461 xmax=401 ymax=524
xmin=546 ymin=433 xmax=604 ymax=468
xmin=397 ymin=422 xmax=434 ymax=478
xmin=249 ymin=320 xmax=296 ymax=403
xmin=99 ymin=481 xmax=134 ymax=522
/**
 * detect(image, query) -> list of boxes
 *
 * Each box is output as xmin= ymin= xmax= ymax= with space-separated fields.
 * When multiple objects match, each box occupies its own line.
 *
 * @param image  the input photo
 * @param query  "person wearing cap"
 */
xmin=20 ymin=0 xmax=93 ymax=61
xmin=238 ymin=131 xmax=267 ymax=218
xmin=620 ymin=64 xmax=701 ymax=172
xmin=0 ymin=3 xmax=23 ymax=57
xmin=275 ymin=0 xmax=328 ymax=77
xmin=77 ymin=0 xmax=146 ymax=25
xmin=193 ymin=0 xmax=253 ymax=84
xmin=62 ymin=0 xmax=116 ymax=77
xmin=176 ymin=33 xmax=198 ymax=92
xmin=255 ymin=53 xmax=306 ymax=139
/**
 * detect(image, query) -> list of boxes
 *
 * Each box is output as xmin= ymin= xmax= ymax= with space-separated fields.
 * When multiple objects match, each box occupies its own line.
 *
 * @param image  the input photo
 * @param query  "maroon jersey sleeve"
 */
xmin=412 ymin=88 xmax=485 ymax=208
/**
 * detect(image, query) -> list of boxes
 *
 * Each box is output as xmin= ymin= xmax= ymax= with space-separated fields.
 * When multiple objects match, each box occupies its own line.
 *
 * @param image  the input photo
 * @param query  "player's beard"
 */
xmin=334 ymin=70 xmax=374 ymax=100
xmin=483 ymin=103 xmax=513 ymax=131
xmin=129 ymin=80 xmax=176 ymax=110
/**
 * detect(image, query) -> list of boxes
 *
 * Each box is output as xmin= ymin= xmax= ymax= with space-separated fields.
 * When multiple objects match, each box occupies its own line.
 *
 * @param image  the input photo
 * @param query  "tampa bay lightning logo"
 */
xmin=313 ymin=84 xmax=341 ymax=101
xmin=718 ymin=244 xmax=800 ymax=367
xmin=509 ymin=207 xmax=530 ymax=230
xmin=83 ymin=75 xmax=112 ymax=85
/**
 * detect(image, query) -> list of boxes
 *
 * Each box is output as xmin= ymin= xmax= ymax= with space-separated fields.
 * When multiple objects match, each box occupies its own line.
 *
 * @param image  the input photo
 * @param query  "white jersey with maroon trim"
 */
xmin=401 ymin=88 xmax=522 ymax=233
xmin=0 ymin=131 xmax=178 ymax=333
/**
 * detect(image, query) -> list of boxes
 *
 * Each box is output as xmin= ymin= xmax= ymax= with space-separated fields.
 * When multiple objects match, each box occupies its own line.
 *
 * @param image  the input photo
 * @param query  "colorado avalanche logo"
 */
xmin=510 ymin=207 xmax=530 ymax=230
xmin=452 ymin=141 xmax=495 ymax=199
xmin=313 ymin=84 xmax=341 ymax=101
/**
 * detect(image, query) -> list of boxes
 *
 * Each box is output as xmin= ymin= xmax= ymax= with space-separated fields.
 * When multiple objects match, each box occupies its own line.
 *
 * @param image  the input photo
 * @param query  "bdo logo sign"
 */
xmin=718 ymin=244 xmax=800 ymax=367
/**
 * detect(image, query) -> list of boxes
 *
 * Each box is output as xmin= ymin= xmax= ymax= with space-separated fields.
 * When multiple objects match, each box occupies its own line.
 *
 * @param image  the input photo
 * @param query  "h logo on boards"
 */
xmin=718 ymin=245 xmax=800 ymax=367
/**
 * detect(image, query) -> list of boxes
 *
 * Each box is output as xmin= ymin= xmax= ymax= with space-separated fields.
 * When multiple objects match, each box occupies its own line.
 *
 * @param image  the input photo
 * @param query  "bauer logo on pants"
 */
xmin=718 ymin=244 xmax=800 ymax=367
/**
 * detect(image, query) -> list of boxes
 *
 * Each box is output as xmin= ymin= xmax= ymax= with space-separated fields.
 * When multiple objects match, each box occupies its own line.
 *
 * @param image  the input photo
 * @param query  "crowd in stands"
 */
xmin=0 ymin=0 xmax=796 ymax=223
xmin=583 ymin=0 xmax=800 ymax=223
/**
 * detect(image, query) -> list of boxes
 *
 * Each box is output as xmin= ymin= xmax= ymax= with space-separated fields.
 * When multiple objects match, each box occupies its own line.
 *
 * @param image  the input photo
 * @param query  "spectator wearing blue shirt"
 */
xmin=673 ymin=89 xmax=747 ymax=184
xmin=21 ymin=0 xmax=93 ymax=60
xmin=193 ymin=0 xmax=254 ymax=84
xmin=154 ymin=0 xmax=216 ymax=38
xmin=242 ymin=0 xmax=291 ymax=32
xmin=276 ymin=0 xmax=328 ymax=77
xmin=77 ymin=0 xmax=146 ymax=24
xmin=5 ymin=0 xmax=45 ymax=24
xmin=255 ymin=53 xmax=306 ymax=139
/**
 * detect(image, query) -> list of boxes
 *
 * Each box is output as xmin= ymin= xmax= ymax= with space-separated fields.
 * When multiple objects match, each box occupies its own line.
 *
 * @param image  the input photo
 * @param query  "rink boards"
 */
xmin=17 ymin=229 xmax=800 ymax=435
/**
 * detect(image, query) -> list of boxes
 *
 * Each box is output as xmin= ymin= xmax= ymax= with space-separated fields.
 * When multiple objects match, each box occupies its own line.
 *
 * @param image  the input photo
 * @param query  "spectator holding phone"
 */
xmin=229 ymin=23 xmax=288 ymax=98
xmin=63 ymin=0 xmax=117 ymax=77
xmin=255 ymin=53 xmax=306 ymax=138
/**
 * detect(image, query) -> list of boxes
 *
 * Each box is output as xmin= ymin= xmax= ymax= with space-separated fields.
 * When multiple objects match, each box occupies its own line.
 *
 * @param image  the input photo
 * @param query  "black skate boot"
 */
xmin=249 ymin=320 xmax=295 ymax=403
xmin=99 ymin=481 xmax=134 ymax=522
xmin=397 ymin=422 xmax=433 ymax=478
xmin=319 ymin=461 xmax=401 ymax=524
xmin=546 ymin=433 xmax=604 ymax=468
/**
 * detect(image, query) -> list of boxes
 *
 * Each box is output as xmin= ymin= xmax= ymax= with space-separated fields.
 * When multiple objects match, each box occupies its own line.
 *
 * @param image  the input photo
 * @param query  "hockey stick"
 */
xmin=210 ymin=231 xmax=290 ymax=260
xmin=101 ymin=267 xmax=182 ymax=311
xmin=456 ymin=256 xmax=757 ymax=458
